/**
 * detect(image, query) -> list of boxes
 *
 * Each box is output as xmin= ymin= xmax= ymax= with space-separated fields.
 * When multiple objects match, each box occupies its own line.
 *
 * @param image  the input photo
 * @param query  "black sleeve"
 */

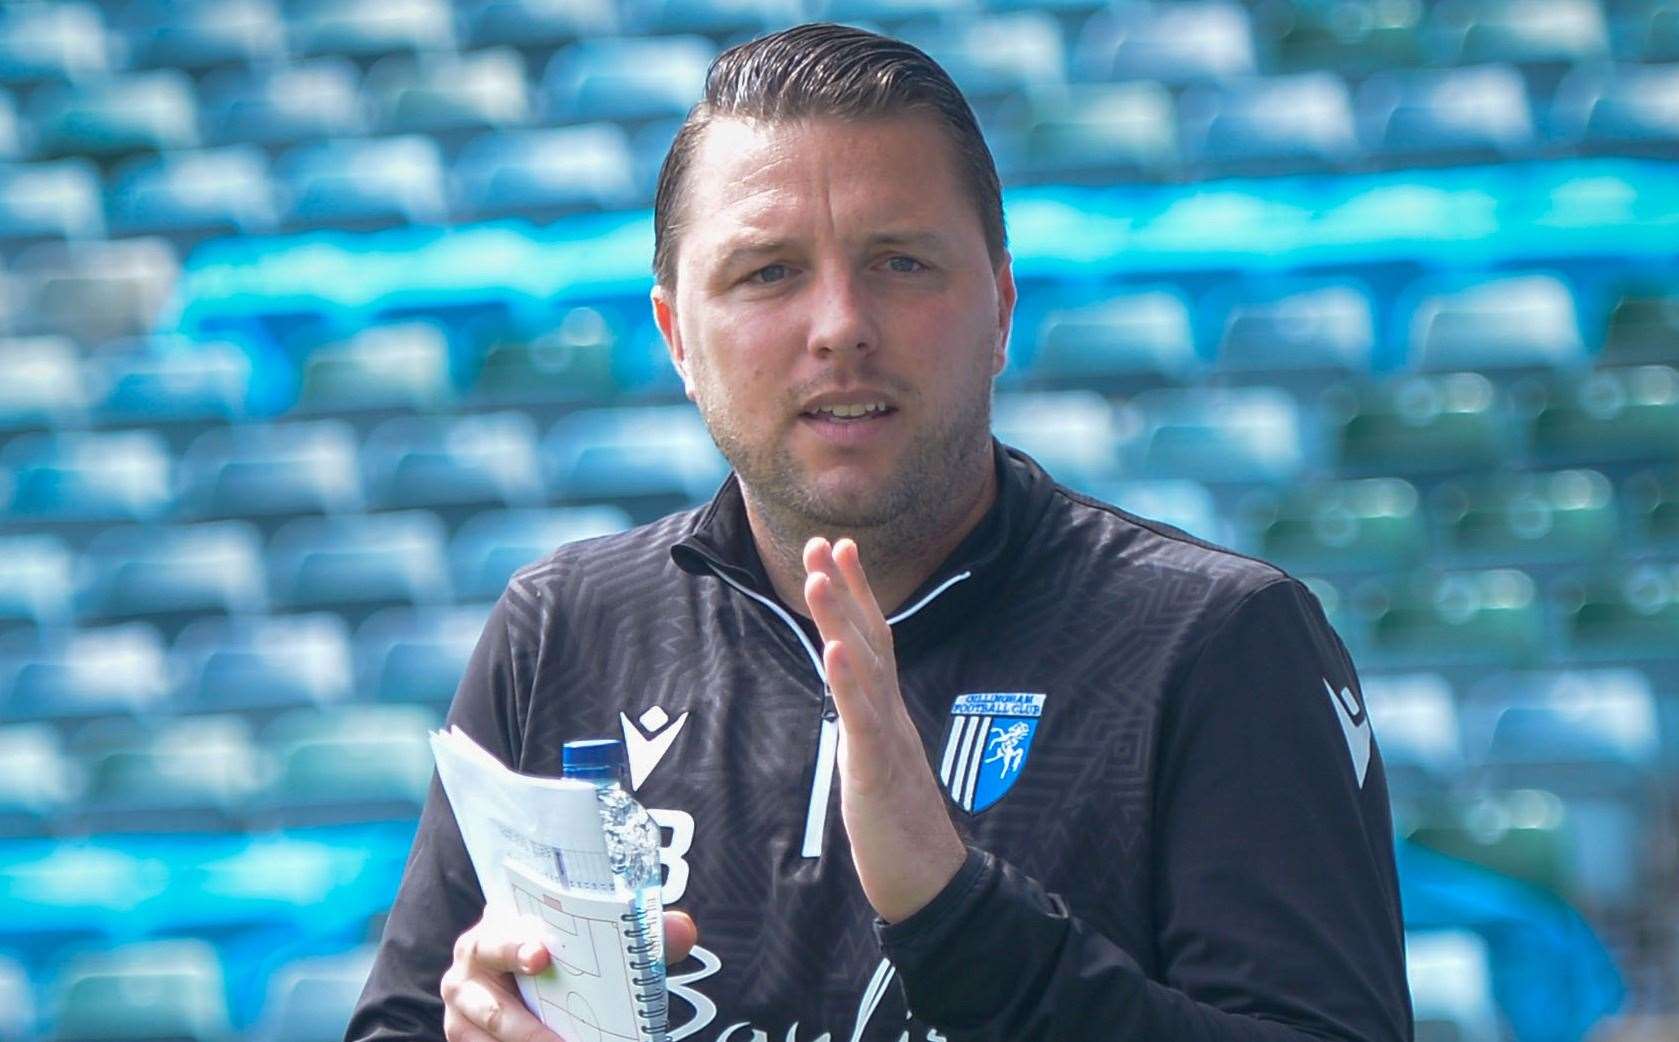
xmin=879 ymin=578 xmax=1414 ymax=1042
xmin=344 ymin=591 xmax=531 ymax=1042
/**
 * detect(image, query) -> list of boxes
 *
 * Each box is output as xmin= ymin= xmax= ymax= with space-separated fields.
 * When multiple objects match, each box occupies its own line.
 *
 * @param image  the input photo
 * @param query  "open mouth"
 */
xmin=800 ymin=402 xmax=896 ymax=422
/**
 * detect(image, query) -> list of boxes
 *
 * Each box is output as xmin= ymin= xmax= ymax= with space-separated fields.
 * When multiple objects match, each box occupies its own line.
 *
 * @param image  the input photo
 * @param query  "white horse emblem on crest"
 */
xmin=939 ymin=693 xmax=1046 ymax=812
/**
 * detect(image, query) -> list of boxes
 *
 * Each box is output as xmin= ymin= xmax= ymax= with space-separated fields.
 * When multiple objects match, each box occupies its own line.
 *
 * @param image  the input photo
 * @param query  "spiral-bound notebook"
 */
xmin=428 ymin=726 xmax=668 ymax=1042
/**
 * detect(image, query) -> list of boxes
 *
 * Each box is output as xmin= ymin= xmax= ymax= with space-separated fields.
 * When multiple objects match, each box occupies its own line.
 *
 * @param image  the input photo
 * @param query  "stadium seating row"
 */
xmin=0 ymin=58 xmax=1676 ymax=240
xmin=2 ymin=0 xmax=1674 ymax=85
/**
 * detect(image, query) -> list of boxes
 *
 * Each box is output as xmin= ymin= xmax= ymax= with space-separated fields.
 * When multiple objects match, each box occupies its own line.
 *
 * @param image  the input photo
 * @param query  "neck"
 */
xmin=743 ymin=446 xmax=998 ymax=619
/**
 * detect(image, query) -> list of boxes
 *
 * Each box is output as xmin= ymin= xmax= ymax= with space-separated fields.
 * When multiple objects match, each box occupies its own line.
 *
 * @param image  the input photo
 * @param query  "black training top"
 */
xmin=346 ymin=442 xmax=1414 ymax=1042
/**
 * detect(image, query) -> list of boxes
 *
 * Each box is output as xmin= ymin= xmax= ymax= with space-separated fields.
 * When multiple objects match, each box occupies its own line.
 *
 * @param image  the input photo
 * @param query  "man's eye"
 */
xmin=886 ymin=256 xmax=926 ymax=273
xmin=750 ymin=263 xmax=790 ymax=284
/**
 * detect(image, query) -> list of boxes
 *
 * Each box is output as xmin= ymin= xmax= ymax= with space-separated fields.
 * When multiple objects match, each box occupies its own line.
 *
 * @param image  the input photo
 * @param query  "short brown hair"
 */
xmin=651 ymin=22 xmax=1007 ymax=288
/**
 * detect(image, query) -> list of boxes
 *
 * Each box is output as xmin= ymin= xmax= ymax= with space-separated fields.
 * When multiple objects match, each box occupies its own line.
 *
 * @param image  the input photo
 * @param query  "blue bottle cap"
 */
xmin=563 ymin=738 xmax=627 ymax=782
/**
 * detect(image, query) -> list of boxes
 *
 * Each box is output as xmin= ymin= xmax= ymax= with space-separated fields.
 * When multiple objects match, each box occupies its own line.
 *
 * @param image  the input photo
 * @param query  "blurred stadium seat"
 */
xmin=1354 ymin=568 xmax=1545 ymax=670
xmin=172 ymin=613 xmax=356 ymax=715
xmin=77 ymin=520 xmax=267 ymax=634
xmin=1356 ymin=64 xmax=1535 ymax=163
xmin=1 ymin=429 xmax=173 ymax=528
xmin=106 ymin=147 xmax=279 ymax=242
xmin=1552 ymin=64 xmax=1679 ymax=154
xmin=1074 ymin=2 xmax=1257 ymax=83
xmin=999 ymin=82 xmax=1179 ymax=182
xmin=543 ymin=405 xmax=729 ymax=516
xmin=202 ymin=60 xmax=369 ymax=148
xmin=122 ymin=0 xmax=289 ymax=73
xmin=1406 ymin=273 xmax=1588 ymax=375
xmin=365 ymin=49 xmax=531 ymax=137
xmin=1362 ymin=673 xmax=1464 ymax=797
xmin=1600 ymin=276 xmax=1679 ymax=368
xmin=0 ymin=534 xmax=74 ymax=632
xmin=452 ymin=124 xmax=640 ymax=219
xmin=0 ymin=622 xmax=172 ymax=725
xmin=461 ymin=0 xmax=618 ymax=48
xmin=1179 ymin=73 xmax=1359 ymax=174
xmin=1031 ymin=286 xmax=1202 ymax=391
xmin=355 ymin=604 xmax=493 ymax=707
xmin=256 ymin=946 xmax=378 ymax=1042
xmin=0 ymin=722 xmax=76 ymax=836
xmin=12 ymin=238 xmax=180 ymax=347
xmin=0 ymin=335 xmax=85 ymax=434
xmin=1526 ymin=365 xmax=1679 ymax=466
xmin=0 ymin=161 xmax=104 ymax=248
xmin=1329 ymin=372 xmax=1514 ymax=477
xmin=50 ymin=938 xmax=231 ymax=1042
xmin=255 ymin=704 xmax=439 ymax=826
xmin=0 ymin=4 xmax=111 ymax=88
xmin=29 ymin=70 xmax=200 ymax=161
xmin=1238 ymin=477 xmax=1426 ymax=575
xmin=541 ymin=36 xmax=715 ymax=123
xmin=176 ymin=420 xmax=365 ymax=524
xmin=288 ymin=0 xmax=456 ymax=61
xmin=294 ymin=324 xmax=454 ymax=414
xmin=360 ymin=412 xmax=544 ymax=513
xmin=266 ymin=510 xmax=452 ymax=617
xmin=73 ymin=714 xmax=265 ymax=833
xmin=1126 ymin=386 xmax=1311 ymax=486
xmin=1214 ymin=281 xmax=1376 ymax=387
xmin=992 ymin=390 xmax=1125 ymax=491
xmin=1429 ymin=468 xmax=1618 ymax=566
xmin=450 ymin=505 xmax=632 ymax=601
xmin=1090 ymin=478 xmax=1224 ymax=543
xmin=1405 ymin=929 xmax=1503 ymax=1042
xmin=276 ymin=136 xmax=448 ymax=231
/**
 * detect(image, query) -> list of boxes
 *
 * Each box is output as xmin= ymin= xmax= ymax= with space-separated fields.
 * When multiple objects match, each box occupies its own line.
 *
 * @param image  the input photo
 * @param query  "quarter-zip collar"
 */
xmin=670 ymin=440 xmax=1056 ymax=648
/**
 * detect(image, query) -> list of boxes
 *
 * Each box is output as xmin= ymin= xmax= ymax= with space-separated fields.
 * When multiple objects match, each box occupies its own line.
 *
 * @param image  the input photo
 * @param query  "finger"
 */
xmin=460 ymin=918 xmax=551 ymax=977
xmin=823 ymin=637 xmax=883 ymax=733
xmin=663 ymin=910 xmax=698 ymax=963
xmin=804 ymin=542 xmax=880 ymax=660
xmin=831 ymin=538 xmax=889 ymax=643
xmin=448 ymin=973 xmax=562 ymax=1042
xmin=805 ymin=571 xmax=874 ymax=671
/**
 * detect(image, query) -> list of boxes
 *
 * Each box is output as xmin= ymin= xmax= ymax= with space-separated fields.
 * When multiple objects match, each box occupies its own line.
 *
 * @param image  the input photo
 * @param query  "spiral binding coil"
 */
xmin=621 ymin=902 xmax=670 ymax=1041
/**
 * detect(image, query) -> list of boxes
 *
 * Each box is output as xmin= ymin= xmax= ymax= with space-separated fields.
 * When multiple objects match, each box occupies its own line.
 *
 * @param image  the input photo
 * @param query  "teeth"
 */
xmin=815 ymin=402 xmax=887 ymax=418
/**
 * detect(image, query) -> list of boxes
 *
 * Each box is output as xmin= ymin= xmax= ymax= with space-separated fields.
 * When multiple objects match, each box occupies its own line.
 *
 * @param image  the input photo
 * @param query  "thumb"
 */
xmin=662 ymin=910 xmax=698 ymax=964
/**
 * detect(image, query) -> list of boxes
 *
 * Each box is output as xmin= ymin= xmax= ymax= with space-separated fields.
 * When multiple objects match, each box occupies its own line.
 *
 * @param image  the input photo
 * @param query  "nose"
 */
xmin=805 ymin=266 xmax=880 ymax=362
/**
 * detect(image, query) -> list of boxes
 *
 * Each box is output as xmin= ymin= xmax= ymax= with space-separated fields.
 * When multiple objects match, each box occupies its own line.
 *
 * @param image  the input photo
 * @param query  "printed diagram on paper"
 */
xmin=508 ymin=863 xmax=642 ymax=1042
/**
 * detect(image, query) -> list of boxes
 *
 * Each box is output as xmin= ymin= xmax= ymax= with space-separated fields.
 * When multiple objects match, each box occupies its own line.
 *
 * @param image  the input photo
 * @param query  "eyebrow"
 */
xmin=713 ymin=229 xmax=951 ymax=273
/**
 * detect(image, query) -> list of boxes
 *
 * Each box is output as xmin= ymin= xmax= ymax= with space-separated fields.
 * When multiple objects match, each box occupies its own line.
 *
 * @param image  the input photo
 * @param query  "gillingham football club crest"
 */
xmin=938 ymin=693 xmax=1046 ymax=812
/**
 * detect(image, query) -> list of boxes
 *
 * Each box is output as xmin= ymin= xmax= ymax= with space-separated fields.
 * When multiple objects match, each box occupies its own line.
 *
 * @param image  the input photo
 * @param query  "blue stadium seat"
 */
xmin=1126 ymin=386 xmax=1310 ymax=485
xmin=201 ymin=60 xmax=368 ymax=148
xmin=87 ymin=337 xmax=251 ymax=430
xmin=1551 ymin=63 xmax=1679 ymax=154
xmin=1625 ymin=469 xmax=1679 ymax=551
xmin=0 ymin=335 xmax=86 ymax=433
xmin=365 ymin=49 xmax=531 ymax=137
xmin=1330 ymin=372 xmax=1515 ymax=478
xmin=450 ymin=505 xmax=633 ymax=601
xmin=267 ymin=511 xmax=452 ymax=614
xmin=1406 ymin=273 xmax=1587 ymax=375
xmin=1238 ymin=477 xmax=1426 ymax=574
xmin=992 ymin=391 xmax=1125 ymax=491
xmin=462 ymin=0 xmax=619 ymax=48
xmin=1 ymin=429 xmax=172 ymax=525
xmin=289 ymin=0 xmax=456 ymax=60
xmin=1430 ymin=468 xmax=1618 ymax=567
xmin=256 ymin=704 xmax=440 ymax=826
xmin=1001 ymin=82 xmax=1178 ymax=181
xmin=1361 ymin=673 xmax=1462 ymax=794
xmin=77 ymin=521 xmax=268 ymax=628
xmin=29 ymin=70 xmax=199 ymax=159
xmin=1557 ymin=563 xmax=1679 ymax=662
xmin=1404 ymin=930 xmax=1502 ymax=1042
xmin=1085 ymin=479 xmax=1223 ymax=543
xmin=176 ymin=421 xmax=365 ymax=523
xmin=122 ymin=0 xmax=287 ymax=72
xmin=1426 ymin=0 xmax=1610 ymax=67
xmin=0 ymin=3 xmax=111 ymax=87
xmin=257 ymin=946 xmax=377 ymax=1042
xmin=1355 ymin=568 xmax=1544 ymax=670
xmin=106 ymin=147 xmax=278 ymax=241
xmin=1030 ymin=287 xmax=1202 ymax=391
xmin=0 ymin=723 xmax=75 ymax=836
xmin=1215 ymin=282 xmax=1375 ymax=386
xmin=356 ymin=604 xmax=493 ymax=707
xmin=1600 ymin=278 xmax=1679 ymax=368
xmin=1527 ymin=365 xmax=1679 ymax=466
xmin=361 ymin=412 xmax=545 ymax=512
xmin=542 ymin=37 xmax=715 ymax=124
xmin=13 ymin=238 xmax=181 ymax=348
xmin=543 ymin=405 xmax=729 ymax=513
xmin=1627 ymin=0 xmax=1679 ymax=61
xmin=626 ymin=0 xmax=797 ymax=37
xmin=50 ymin=939 xmax=231 ymax=1042
xmin=1073 ymin=2 xmax=1257 ymax=84
xmin=0 ymin=534 xmax=73 ymax=631
xmin=73 ymin=715 xmax=264 ymax=833
xmin=452 ymin=124 xmax=639 ymax=221
xmin=1356 ymin=64 xmax=1535 ymax=162
xmin=277 ymin=136 xmax=448 ymax=231
xmin=817 ymin=0 xmax=976 ymax=25
xmin=909 ymin=12 xmax=1067 ymax=102
xmin=0 ymin=623 xmax=172 ymax=724
xmin=0 ymin=160 xmax=104 ymax=245
xmin=1179 ymin=73 xmax=1359 ymax=172
xmin=1466 ymin=669 xmax=1661 ymax=772
xmin=172 ymin=613 xmax=356 ymax=714
xmin=294 ymin=323 xmax=455 ymax=414
xmin=1254 ymin=0 xmax=1424 ymax=75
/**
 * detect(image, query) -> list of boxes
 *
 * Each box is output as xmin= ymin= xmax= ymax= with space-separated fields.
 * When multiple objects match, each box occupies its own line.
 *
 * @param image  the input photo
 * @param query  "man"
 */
xmin=347 ymin=23 xmax=1413 ymax=1042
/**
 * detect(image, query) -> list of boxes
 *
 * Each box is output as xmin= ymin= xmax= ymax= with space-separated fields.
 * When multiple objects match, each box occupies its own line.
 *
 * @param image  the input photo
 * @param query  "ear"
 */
xmin=651 ymin=283 xmax=697 ymax=401
xmin=991 ymin=251 xmax=1017 ymax=378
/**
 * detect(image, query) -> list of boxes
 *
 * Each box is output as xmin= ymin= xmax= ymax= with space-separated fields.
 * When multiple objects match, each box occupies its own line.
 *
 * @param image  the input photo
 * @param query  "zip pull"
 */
xmin=821 ymin=688 xmax=838 ymax=722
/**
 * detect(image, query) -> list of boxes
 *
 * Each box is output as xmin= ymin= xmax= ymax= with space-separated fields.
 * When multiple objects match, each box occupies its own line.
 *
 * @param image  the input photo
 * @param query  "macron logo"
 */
xmin=1324 ymin=678 xmax=1372 ymax=789
xmin=620 ymin=705 xmax=690 ymax=791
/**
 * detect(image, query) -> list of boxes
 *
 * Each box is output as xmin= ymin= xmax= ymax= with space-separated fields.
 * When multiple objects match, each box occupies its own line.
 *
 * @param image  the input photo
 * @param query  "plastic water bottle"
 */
xmin=562 ymin=738 xmax=668 ymax=1039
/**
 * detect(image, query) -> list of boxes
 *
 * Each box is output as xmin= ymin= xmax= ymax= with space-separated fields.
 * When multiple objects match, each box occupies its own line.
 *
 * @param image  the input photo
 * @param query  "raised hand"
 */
xmin=803 ymin=536 xmax=967 ymax=924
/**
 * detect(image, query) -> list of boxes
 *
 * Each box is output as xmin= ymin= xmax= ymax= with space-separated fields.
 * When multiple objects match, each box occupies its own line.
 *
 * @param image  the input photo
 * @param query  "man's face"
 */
xmin=652 ymin=113 xmax=1015 ymax=531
